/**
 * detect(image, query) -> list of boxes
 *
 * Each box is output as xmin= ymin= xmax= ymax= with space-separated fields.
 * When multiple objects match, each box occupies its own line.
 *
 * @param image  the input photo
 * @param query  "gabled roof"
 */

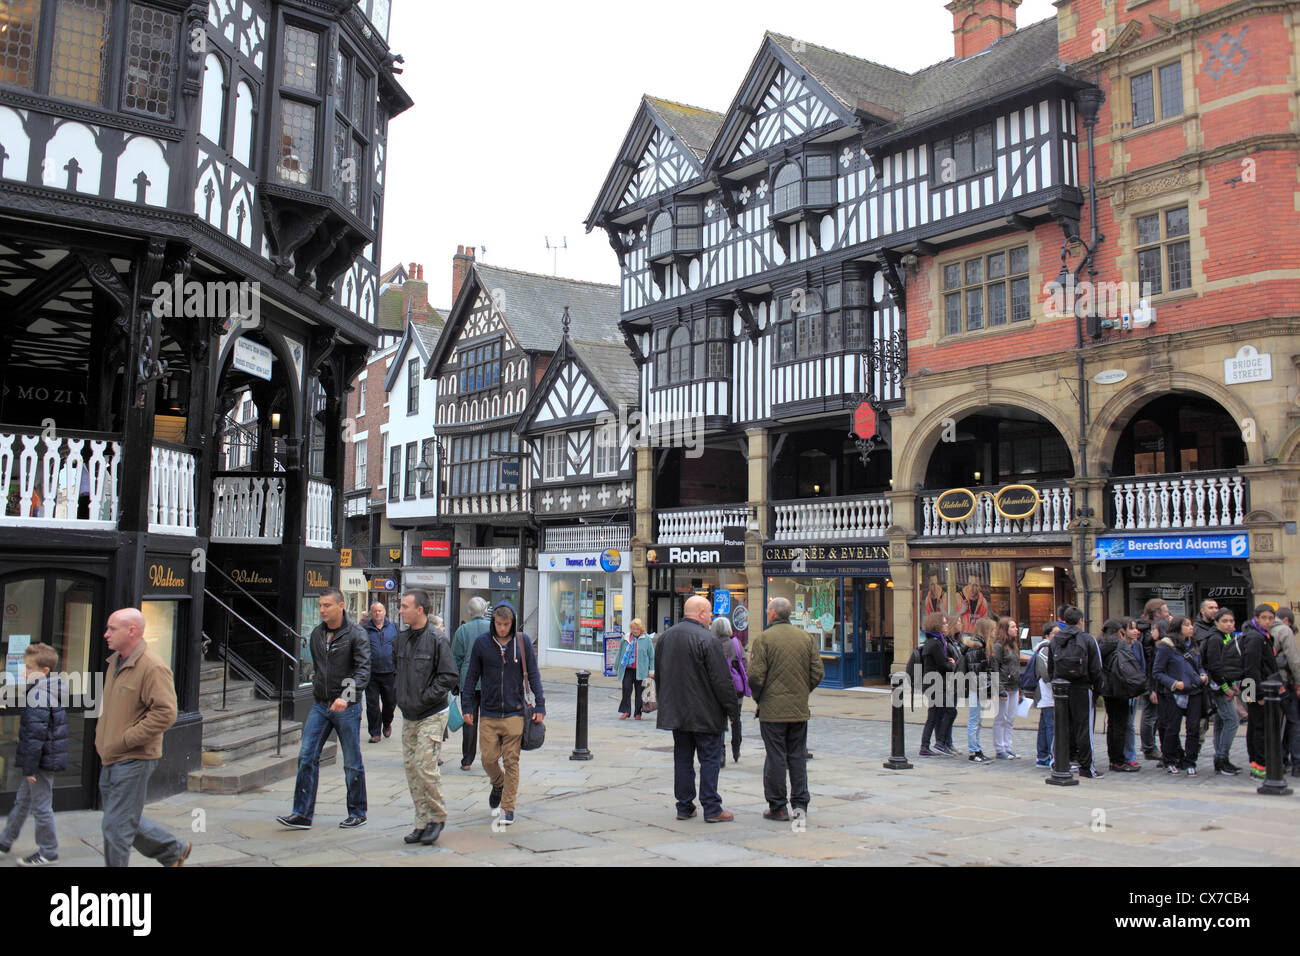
xmin=427 ymin=261 xmax=620 ymax=376
xmin=382 ymin=309 xmax=447 ymax=392
xmin=766 ymin=32 xmax=911 ymax=122
xmin=584 ymin=95 xmax=724 ymax=230
xmin=515 ymin=329 xmax=640 ymax=437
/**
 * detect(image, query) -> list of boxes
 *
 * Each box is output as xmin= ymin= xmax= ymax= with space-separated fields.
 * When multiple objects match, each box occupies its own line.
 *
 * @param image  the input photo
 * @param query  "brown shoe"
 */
xmin=383 ymin=725 xmax=392 ymax=738
xmin=762 ymin=808 xmax=790 ymax=822
xmin=169 ymin=842 xmax=192 ymax=867
xmin=704 ymin=810 xmax=734 ymax=823
xmin=369 ymin=735 xmax=381 ymax=743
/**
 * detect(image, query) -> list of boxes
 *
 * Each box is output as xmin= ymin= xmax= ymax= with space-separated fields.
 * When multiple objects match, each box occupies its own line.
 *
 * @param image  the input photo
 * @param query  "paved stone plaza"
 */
xmin=8 ymin=671 xmax=1297 ymax=867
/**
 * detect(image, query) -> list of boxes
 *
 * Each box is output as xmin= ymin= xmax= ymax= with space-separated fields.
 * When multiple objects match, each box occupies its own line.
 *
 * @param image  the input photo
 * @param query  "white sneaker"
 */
xmin=17 ymin=852 xmax=57 ymax=867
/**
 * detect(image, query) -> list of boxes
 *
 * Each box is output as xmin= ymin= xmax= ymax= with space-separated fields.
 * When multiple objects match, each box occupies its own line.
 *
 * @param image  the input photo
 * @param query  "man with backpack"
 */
xmin=1048 ymin=606 xmax=1104 ymax=778
xmin=1135 ymin=599 xmax=1172 ymax=760
xmin=1099 ymin=619 xmax=1145 ymax=773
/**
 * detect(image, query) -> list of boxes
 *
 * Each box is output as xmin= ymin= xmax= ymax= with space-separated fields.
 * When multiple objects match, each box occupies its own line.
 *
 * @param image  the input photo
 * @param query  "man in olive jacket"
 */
xmin=750 ymin=597 xmax=824 ymax=821
xmin=394 ymin=589 xmax=460 ymax=845
xmin=656 ymin=595 xmax=739 ymax=823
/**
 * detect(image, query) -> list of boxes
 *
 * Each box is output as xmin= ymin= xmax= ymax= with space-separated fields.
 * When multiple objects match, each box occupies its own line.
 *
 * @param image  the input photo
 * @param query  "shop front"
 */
xmin=1095 ymin=532 xmax=1253 ymax=623
xmin=647 ymin=532 xmax=749 ymax=644
xmin=457 ymin=569 xmax=524 ymax=627
xmin=403 ymin=570 xmax=451 ymax=626
xmin=368 ymin=571 xmax=403 ymax=621
xmin=762 ymin=543 xmax=893 ymax=689
xmin=537 ymin=547 xmax=631 ymax=669
xmin=910 ymin=544 xmax=1077 ymax=644
xmin=341 ymin=569 xmax=369 ymax=624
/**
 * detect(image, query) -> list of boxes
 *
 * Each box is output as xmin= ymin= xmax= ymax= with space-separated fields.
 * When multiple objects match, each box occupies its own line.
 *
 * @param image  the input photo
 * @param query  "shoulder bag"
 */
xmin=517 ymin=636 xmax=546 ymax=751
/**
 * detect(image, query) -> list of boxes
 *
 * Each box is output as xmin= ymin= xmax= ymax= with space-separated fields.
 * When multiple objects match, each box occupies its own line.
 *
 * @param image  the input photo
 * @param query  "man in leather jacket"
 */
xmin=278 ymin=588 xmax=370 ymax=831
xmin=394 ymin=589 xmax=459 ymax=846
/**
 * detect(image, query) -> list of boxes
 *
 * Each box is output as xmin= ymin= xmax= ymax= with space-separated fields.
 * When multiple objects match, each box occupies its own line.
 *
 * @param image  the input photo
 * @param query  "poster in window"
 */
xmin=920 ymin=563 xmax=949 ymax=618
xmin=955 ymin=563 xmax=990 ymax=633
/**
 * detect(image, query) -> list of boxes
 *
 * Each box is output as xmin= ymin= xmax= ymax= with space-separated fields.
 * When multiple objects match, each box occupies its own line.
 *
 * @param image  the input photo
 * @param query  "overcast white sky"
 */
xmin=380 ymin=0 xmax=1059 ymax=309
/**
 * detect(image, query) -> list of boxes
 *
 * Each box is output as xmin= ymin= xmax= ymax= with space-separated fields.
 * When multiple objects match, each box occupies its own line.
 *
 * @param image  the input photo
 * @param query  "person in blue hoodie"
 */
xmin=0 ymin=643 xmax=67 ymax=866
xmin=462 ymin=601 xmax=545 ymax=826
xmin=363 ymin=602 xmax=398 ymax=743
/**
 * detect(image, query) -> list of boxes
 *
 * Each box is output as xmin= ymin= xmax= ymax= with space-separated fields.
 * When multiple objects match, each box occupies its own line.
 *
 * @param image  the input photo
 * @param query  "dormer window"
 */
xmin=931 ymin=123 xmax=994 ymax=186
xmin=773 ymin=163 xmax=800 ymax=215
xmin=331 ymin=46 xmax=372 ymax=218
xmin=771 ymin=154 xmax=836 ymax=219
xmin=650 ymin=211 xmax=673 ymax=259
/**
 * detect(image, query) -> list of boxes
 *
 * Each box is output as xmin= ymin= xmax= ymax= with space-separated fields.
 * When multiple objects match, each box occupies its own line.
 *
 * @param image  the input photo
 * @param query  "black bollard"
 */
xmin=883 ymin=672 xmax=913 ymax=770
xmin=570 ymin=670 xmax=593 ymax=761
xmin=1257 ymin=680 xmax=1292 ymax=796
xmin=1046 ymin=678 xmax=1078 ymax=786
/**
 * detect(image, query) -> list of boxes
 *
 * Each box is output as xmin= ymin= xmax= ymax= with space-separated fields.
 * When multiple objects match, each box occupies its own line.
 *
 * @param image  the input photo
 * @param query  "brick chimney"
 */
xmin=451 ymin=245 xmax=476 ymax=303
xmin=945 ymin=0 xmax=1020 ymax=59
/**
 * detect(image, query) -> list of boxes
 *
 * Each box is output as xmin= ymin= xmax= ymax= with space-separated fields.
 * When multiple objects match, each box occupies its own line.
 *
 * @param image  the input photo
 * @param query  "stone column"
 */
xmin=1068 ymin=476 xmax=1108 ymax=623
xmin=886 ymin=489 xmax=917 ymax=670
xmin=1241 ymin=462 xmax=1296 ymax=606
xmin=631 ymin=442 xmax=653 ymax=624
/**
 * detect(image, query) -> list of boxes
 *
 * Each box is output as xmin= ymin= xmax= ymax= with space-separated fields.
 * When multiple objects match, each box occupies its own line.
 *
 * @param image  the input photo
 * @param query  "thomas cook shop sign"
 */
xmin=936 ymin=484 xmax=1041 ymax=523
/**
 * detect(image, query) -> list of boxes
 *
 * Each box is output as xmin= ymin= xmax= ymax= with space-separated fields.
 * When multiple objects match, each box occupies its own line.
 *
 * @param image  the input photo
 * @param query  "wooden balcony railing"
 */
xmin=656 ymin=505 xmax=749 ymax=544
xmin=211 ymin=473 xmax=285 ymax=543
xmin=772 ymin=495 xmax=891 ymax=541
xmin=918 ymin=482 xmax=1073 ymax=537
xmin=0 ymin=427 xmax=120 ymax=530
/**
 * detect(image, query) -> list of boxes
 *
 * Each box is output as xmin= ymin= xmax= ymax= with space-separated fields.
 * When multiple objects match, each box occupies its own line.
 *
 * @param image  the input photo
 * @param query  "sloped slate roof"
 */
xmin=412 ymin=309 xmax=445 ymax=357
xmin=770 ymin=18 xmax=1062 ymax=137
xmin=570 ymin=339 xmax=639 ymax=407
xmin=472 ymin=263 xmax=621 ymax=352
xmin=644 ymin=96 xmax=725 ymax=161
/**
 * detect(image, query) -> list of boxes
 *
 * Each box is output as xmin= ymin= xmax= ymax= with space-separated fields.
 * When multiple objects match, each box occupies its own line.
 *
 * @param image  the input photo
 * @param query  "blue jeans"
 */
xmin=99 ymin=758 xmax=186 ymax=867
xmin=967 ymin=698 xmax=983 ymax=753
xmin=1 ymin=770 xmax=57 ymax=858
xmin=1036 ymin=707 xmax=1055 ymax=762
xmin=292 ymin=701 xmax=367 ymax=820
xmin=673 ymin=730 xmax=723 ymax=818
xmin=1209 ymin=690 xmax=1240 ymax=762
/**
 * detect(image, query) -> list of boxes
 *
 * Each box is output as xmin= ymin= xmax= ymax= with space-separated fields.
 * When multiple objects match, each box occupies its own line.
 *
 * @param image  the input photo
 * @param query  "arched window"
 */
xmin=516 ymin=388 xmax=525 ymax=409
xmin=650 ymin=211 xmax=673 ymax=259
xmin=200 ymin=54 xmax=226 ymax=145
xmin=773 ymin=163 xmax=802 ymax=215
xmin=504 ymin=392 xmax=514 ymax=415
xmin=491 ymin=395 xmax=500 ymax=418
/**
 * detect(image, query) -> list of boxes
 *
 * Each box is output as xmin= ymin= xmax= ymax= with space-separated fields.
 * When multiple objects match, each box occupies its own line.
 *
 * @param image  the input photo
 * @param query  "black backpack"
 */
xmin=1106 ymin=644 xmax=1146 ymax=698
xmin=1055 ymin=633 xmax=1088 ymax=681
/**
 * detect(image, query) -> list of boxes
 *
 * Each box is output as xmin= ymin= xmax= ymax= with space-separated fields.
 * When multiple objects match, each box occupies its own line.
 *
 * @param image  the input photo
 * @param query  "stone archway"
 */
xmin=1088 ymin=372 xmax=1257 ymax=475
xmin=896 ymin=389 xmax=1081 ymax=492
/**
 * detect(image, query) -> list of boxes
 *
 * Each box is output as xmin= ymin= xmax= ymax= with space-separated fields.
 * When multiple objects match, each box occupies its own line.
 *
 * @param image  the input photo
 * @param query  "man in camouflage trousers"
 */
xmin=394 ymin=589 xmax=459 ymax=846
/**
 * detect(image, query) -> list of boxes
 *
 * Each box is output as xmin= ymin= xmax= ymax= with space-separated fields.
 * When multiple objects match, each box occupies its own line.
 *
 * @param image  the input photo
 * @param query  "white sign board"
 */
xmin=1093 ymin=368 xmax=1128 ymax=385
xmin=232 ymin=337 xmax=274 ymax=381
xmin=1224 ymin=345 xmax=1271 ymax=385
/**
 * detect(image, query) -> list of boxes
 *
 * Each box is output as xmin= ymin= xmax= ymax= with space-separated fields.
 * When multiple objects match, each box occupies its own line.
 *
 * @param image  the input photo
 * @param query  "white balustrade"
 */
xmin=148 ymin=446 xmax=197 ymax=535
xmin=306 ymin=480 xmax=334 ymax=548
xmin=0 ymin=430 xmax=120 ymax=529
xmin=1110 ymin=473 xmax=1245 ymax=530
xmin=918 ymin=485 xmax=1073 ymax=537
xmin=543 ymin=525 xmax=631 ymax=553
xmin=656 ymin=506 xmax=750 ymax=544
xmin=772 ymin=496 xmax=892 ymax=541
xmin=210 ymin=476 xmax=285 ymax=543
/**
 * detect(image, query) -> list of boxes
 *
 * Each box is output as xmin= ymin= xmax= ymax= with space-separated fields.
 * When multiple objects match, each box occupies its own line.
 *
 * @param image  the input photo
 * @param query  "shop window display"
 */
xmin=548 ymin=573 xmax=623 ymax=652
xmin=766 ymin=576 xmax=843 ymax=653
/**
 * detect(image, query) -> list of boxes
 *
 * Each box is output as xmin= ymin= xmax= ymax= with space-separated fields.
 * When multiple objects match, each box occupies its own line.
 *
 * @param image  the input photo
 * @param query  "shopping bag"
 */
xmin=448 ymin=696 xmax=464 ymax=733
xmin=1015 ymin=695 xmax=1032 ymax=719
xmin=643 ymin=677 xmax=658 ymax=713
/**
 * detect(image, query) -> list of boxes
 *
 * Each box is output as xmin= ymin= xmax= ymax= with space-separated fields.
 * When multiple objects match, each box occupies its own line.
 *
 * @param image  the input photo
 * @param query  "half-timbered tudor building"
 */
xmin=0 ymin=0 xmax=411 ymax=805
xmin=515 ymin=315 xmax=638 ymax=669
xmin=588 ymin=2 xmax=1099 ymax=685
xmin=427 ymin=256 xmax=621 ymax=636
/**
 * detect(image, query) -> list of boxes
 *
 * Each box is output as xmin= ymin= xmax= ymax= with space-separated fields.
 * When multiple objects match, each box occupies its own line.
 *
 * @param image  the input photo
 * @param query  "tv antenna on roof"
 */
xmin=545 ymin=236 xmax=567 ymax=276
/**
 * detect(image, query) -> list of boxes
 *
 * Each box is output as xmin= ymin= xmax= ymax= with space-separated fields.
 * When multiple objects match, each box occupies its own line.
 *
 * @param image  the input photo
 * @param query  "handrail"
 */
xmin=206 ymin=560 xmax=302 ymax=643
xmin=202 ymin=589 xmax=290 ymax=757
xmin=202 ymin=589 xmax=297 ymax=663
xmin=0 ymin=423 xmax=121 ymax=442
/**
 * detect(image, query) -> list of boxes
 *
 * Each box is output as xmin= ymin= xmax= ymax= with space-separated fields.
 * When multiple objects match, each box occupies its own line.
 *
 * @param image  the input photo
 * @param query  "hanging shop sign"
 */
xmin=1096 ymin=533 xmax=1250 ymax=561
xmin=1093 ymin=368 xmax=1128 ymax=385
xmin=340 ymin=549 xmax=353 ymax=568
xmin=936 ymin=484 xmax=1041 ymax=523
xmin=232 ymin=337 xmax=274 ymax=381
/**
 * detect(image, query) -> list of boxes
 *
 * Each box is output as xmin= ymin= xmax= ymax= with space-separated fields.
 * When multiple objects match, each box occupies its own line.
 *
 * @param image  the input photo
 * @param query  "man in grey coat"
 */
xmin=655 ymin=595 xmax=739 ymax=823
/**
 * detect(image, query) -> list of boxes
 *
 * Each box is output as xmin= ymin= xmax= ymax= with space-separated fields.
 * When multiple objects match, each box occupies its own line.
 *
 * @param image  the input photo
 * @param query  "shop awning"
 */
xmin=341 ymin=570 xmax=368 ymax=592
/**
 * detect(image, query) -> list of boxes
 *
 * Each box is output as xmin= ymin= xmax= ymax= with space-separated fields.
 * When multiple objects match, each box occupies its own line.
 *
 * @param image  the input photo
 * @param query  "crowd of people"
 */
xmin=909 ymin=597 xmax=1300 ymax=781
xmin=3 ymin=587 xmax=1297 ymax=865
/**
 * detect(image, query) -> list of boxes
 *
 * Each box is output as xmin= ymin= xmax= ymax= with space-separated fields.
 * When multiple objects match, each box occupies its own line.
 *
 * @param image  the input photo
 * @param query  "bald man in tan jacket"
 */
xmin=95 ymin=608 xmax=190 ymax=867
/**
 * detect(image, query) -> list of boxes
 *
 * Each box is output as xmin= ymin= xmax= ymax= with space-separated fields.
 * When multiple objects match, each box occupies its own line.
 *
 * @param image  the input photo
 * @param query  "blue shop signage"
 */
xmin=1095 ymin=533 xmax=1249 ymax=561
